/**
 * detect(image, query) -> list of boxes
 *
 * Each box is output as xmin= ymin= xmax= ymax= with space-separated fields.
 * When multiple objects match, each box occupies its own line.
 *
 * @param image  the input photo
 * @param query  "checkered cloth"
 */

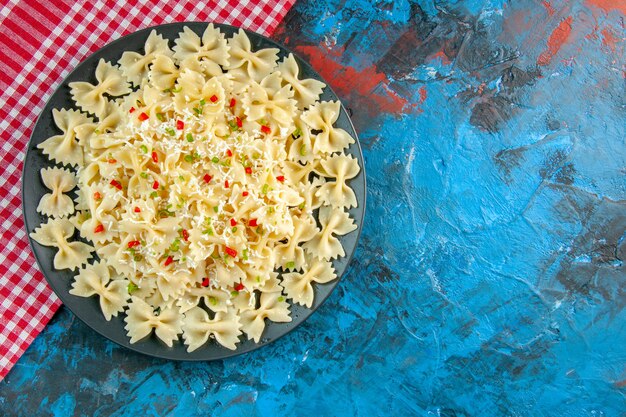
xmin=0 ymin=0 xmax=295 ymax=381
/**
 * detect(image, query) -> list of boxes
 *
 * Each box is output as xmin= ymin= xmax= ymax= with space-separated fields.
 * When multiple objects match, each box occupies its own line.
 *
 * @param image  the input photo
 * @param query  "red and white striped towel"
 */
xmin=0 ymin=0 xmax=295 ymax=381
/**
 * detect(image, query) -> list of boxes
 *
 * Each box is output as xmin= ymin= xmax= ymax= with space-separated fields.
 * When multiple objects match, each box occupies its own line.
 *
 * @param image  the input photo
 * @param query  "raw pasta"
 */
xmin=32 ymin=25 xmax=360 ymax=352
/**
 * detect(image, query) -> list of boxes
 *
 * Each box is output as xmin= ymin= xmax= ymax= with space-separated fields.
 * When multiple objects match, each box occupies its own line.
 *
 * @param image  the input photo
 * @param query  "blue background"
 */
xmin=2 ymin=0 xmax=625 ymax=415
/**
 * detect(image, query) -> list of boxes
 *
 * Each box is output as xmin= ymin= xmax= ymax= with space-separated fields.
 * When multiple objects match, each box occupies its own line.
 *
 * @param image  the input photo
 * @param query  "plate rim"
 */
xmin=21 ymin=21 xmax=367 ymax=361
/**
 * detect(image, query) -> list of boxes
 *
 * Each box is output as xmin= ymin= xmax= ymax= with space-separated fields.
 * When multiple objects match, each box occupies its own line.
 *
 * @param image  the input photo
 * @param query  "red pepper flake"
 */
xmin=234 ymin=282 xmax=244 ymax=291
xmin=94 ymin=224 xmax=105 ymax=233
xmin=201 ymin=277 xmax=210 ymax=287
xmin=236 ymin=116 xmax=243 ymax=128
xmin=94 ymin=192 xmax=102 ymax=200
xmin=110 ymin=179 xmax=122 ymax=190
xmin=127 ymin=240 xmax=140 ymax=248
xmin=152 ymin=181 xmax=159 ymax=190
xmin=249 ymin=218 xmax=258 ymax=227
xmin=245 ymin=167 xmax=252 ymax=175
xmin=229 ymin=98 xmax=236 ymax=108
xmin=164 ymin=256 xmax=174 ymax=266
xmin=276 ymin=175 xmax=285 ymax=183
xmin=176 ymin=120 xmax=184 ymax=130
xmin=261 ymin=125 xmax=271 ymax=134
xmin=129 ymin=107 xmax=136 ymax=113
xmin=203 ymin=174 xmax=212 ymax=183
xmin=230 ymin=218 xmax=237 ymax=227
xmin=138 ymin=112 xmax=149 ymax=121
xmin=226 ymin=149 xmax=233 ymax=157
xmin=134 ymin=206 xmax=141 ymax=213
xmin=151 ymin=151 xmax=158 ymax=163
xmin=224 ymin=180 xmax=229 ymax=188
xmin=242 ymin=191 xmax=249 ymax=197
xmin=108 ymin=158 xmax=117 ymax=164
xmin=210 ymin=94 xmax=218 ymax=103
xmin=224 ymin=246 xmax=237 ymax=258
xmin=182 ymin=229 xmax=189 ymax=242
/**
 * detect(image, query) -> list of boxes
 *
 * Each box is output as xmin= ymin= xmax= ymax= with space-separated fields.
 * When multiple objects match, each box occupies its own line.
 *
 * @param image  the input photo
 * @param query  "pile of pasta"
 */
xmin=30 ymin=25 xmax=360 ymax=352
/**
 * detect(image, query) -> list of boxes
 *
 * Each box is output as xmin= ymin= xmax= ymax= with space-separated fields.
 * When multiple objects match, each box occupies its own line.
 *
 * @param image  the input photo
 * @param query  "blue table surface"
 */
xmin=2 ymin=0 xmax=625 ymax=415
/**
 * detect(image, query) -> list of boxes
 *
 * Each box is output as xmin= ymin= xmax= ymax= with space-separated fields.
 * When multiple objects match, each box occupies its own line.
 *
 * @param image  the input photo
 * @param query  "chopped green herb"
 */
xmin=252 ymin=153 xmax=260 ymax=160
xmin=178 ymin=175 xmax=185 ymax=181
xmin=150 ymin=191 xmax=158 ymax=198
xmin=213 ymin=206 xmax=219 ymax=213
xmin=278 ymin=296 xmax=285 ymax=302
xmin=163 ymin=88 xmax=171 ymax=93
xmin=94 ymin=128 xmax=101 ymax=134
xmin=211 ymin=156 xmax=220 ymax=163
xmin=156 ymin=113 xmax=165 ymax=122
xmin=208 ymin=296 xmax=217 ymax=306
xmin=256 ymin=276 xmax=261 ymax=283
xmin=259 ymin=118 xmax=268 ymax=125
xmin=199 ymin=98 xmax=206 ymax=105
xmin=166 ymin=127 xmax=176 ymax=136
xmin=298 ymin=202 xmax=305 ymax=210
xmin=300 ymin=145 xmax=307 ymax=156
xmin=140 ymin=144 xmax=148 ymax=153
xmin=184 ymin=155 xmax=194 ymax=163
xmin=286 ymin=261 xmax=296 ymax=269
xmin=230 ymin=290 xmax=239 ymax=297
xmin=140 ymin=239 xmax=146 ymax=246
xmin=133 ymin=254 xmax=143 ymax=262
xmin=181 ymin=257 xmax=186 ymax=262
xmin=231 ymin=227 xmax=238 ymax=233
xmin=268 ymin=206 xmax=275 ymax=214
xmin=262 ymin=184 xmax=269 ymax=194
xmin=242 ymin=249 xmax=249 ymax=261
xmin=128 ymin=282 xmax=139 ymax=294
xmin=292 ymin=127 xmax=302 ymax=138
xmin=140 ymin=171 xmax=148 ymax=179
xmin=172 ymin=86 xmax=182 ymax=93
xmin=202 ymin=228 xmax=214 ymax=235
xmin=170 ymin=238 xmax=181 ymax=252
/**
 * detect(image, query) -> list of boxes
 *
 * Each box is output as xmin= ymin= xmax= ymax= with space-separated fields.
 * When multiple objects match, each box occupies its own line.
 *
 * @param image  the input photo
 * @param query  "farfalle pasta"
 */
xmin=30 ymin=25 xmax=360 ymax=352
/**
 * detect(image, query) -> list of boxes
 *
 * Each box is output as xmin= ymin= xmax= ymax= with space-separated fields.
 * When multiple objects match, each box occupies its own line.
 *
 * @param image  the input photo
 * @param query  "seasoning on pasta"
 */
xmin=30 ymin=24 xmax=360 ymax=352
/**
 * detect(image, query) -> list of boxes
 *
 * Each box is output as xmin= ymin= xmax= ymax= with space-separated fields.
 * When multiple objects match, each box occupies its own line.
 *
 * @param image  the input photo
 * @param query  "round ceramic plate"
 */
xmin=22 ymin=22 xmax=366 ymax=360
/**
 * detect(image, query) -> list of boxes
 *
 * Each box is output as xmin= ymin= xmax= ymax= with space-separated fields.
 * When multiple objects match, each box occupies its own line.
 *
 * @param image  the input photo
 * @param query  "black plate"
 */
xmin=22 ymin=22 xmax=366 ymax=360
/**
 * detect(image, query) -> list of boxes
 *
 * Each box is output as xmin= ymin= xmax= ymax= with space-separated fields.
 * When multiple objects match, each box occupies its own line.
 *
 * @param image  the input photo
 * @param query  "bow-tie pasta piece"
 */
xmin=173 ymin=24 xmax=229 ymax=77
xmin=303 ymin=206 xmax=357 ymax=261
xmin=30 ymin=218 xmax=93 ymax=270
xmin=37 ymin=167 xmax=76 ymax=218
xmin=277 ymin=54 xmax=326 ymax=110
xmin=242 ymin=72 xmax=297 ymax=128
xmin=124 ymin=296 xmax=183 ymax=347
xmin=274 ymin=213 xmax=318 ymax=270
xmin=69 ymin=261 xmax=129 ymax=321
xmin=240 ymin=291 xmax=291 ymax=343
xmin=227 ymin=29 xmax=279 ymax=83
xmin=69 ymin=59 xmax=131 ymax=117
xmin=301 ymin=100 xmax=355 ymax=154
xmin=182 ymin=306 xmax=242 ymax=352
xmin=315 ymin=154 xmax=360 ymax=209
xmin=282 ymin=259 xmax=337 ymax=308
xmin=38 ymin=109 xmax=91 ymax=167
xmin=119 ymin=30 xmax=173 ymax=86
